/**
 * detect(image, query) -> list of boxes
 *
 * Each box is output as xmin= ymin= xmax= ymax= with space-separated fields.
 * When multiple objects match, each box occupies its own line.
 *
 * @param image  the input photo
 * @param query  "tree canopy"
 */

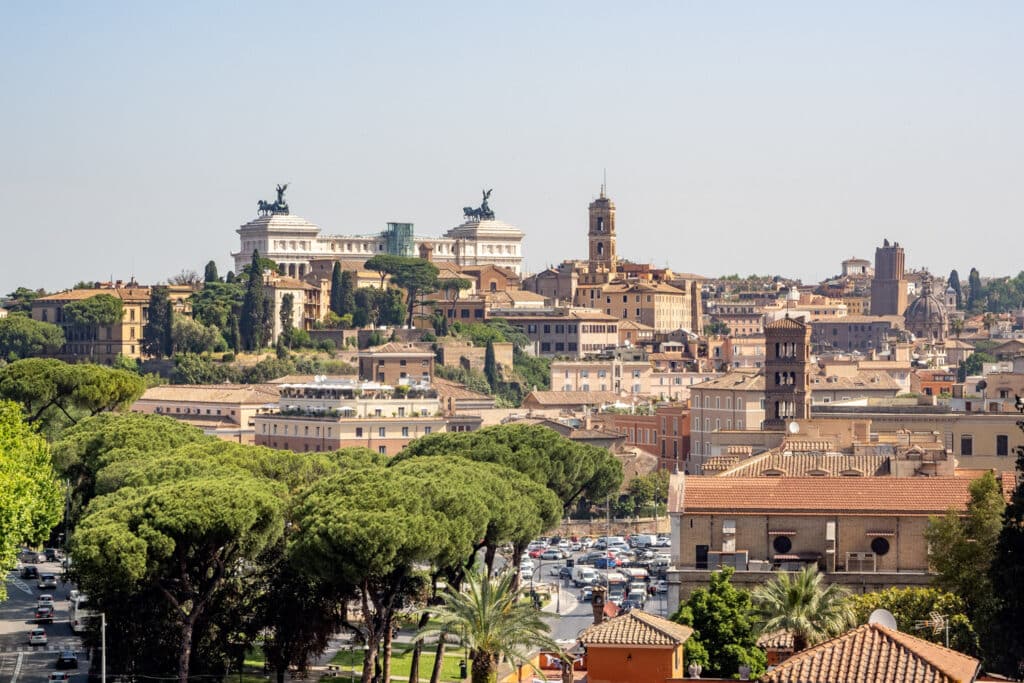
xmin=0 ymin=401 xmax=62 ymax=600
xmin=846 ymin=587 xmax=975 ymax=654
xmin=0 ymin=314 xmax=65 ymax=360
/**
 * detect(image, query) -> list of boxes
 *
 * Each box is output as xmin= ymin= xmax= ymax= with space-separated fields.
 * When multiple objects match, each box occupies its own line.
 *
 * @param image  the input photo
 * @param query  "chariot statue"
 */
xmin=462 ymin=188 xmax=495 ymax=221
xmin=257 ymin=183 xmax=291 ymax=216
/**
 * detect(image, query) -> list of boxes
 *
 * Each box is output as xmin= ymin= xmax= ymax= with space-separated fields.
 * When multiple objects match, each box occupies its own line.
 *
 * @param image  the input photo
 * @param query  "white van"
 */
xmin=520 ymin=566 xmax=534 ymax=582
xmin=572 ymin=566 xmax=597 ymax=587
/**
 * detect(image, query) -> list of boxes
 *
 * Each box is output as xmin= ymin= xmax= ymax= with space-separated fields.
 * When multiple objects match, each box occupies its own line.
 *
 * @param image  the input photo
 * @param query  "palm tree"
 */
xmin=416 ymin=570 xmax=559 ymax=683
xmin=752 ymin=565 xmax=854 ymax=651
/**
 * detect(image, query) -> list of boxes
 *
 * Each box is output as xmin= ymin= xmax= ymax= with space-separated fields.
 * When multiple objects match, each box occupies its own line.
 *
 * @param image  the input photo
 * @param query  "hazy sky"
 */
xmin=3 ymin=2 xmax=1022 ymax=295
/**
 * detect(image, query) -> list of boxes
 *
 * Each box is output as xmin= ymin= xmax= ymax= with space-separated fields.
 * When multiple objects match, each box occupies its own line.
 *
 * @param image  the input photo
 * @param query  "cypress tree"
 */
xmin=142 ymin=286 xmax=172 ymax=358
xmin=241 ymin=251 xmax=266 ymax=351
xmin=204 ymin=260 xmax=219 ymax=283
xmin=340 ymin=270 xmax=356 ymax=316
xmin=967 ymin=267 xmax=983 ymax=312
xmin=330 ymin=262 xmax=344 ymax=316
xmin=262 ymin=298 xmax=275 ymax=349
xmin=484 ymin=340 xmax=499 ymax=390
xmin=279 ymin=293 xmax=294 ymax=348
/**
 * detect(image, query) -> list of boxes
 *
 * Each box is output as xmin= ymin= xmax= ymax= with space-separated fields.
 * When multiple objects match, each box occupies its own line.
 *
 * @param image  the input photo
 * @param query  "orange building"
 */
xmin=578 ymin=610 xmax=693 ymax=683
xmin=910 ymin=368 xmax=956 ymax=397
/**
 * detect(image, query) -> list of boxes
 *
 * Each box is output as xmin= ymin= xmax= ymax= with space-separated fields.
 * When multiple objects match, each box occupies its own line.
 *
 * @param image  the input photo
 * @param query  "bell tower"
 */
xmin=763 ymin=316 xmax=813 ymax=431
xmin=588 ymin=185 xmax=616 ymax=278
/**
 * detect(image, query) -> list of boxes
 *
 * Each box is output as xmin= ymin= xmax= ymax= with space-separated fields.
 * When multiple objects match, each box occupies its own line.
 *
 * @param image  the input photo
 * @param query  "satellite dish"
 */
xmin=868 ymin=609 xmax=898 ymax=631
xmin=787 ymin=421 xmax=800 ymax=434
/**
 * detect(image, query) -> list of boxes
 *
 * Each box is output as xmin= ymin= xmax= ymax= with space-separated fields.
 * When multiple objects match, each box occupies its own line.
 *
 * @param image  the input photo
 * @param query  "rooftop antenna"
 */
xmin=601 ymin=168 xmax=607 ymax=198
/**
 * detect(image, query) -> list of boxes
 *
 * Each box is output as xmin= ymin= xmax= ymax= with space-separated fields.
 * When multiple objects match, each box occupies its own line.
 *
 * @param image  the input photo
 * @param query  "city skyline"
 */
xmin=3 ymin=2 xmax=1023 ymax=293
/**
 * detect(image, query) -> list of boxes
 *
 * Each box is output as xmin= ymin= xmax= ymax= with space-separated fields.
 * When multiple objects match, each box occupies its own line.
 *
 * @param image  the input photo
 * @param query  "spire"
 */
xmin=601 ymin=168 xmax=607 ymax=199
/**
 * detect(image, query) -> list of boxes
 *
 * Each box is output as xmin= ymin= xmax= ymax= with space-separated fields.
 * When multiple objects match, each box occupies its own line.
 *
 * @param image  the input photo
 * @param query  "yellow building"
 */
xmin=32 ymin=284 xmax=151 ymax=364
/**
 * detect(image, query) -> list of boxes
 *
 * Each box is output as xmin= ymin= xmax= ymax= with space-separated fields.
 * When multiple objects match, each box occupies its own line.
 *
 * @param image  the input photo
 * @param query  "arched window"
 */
xmin=597 ymin=242 xmax=604 ymax=256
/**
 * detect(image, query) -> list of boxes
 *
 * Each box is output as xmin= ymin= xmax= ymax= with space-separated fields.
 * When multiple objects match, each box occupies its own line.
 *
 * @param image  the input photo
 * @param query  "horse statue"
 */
xmin=462 ymin=189 xmax=495 ymax=221
xmin=257 ymin=199 xmax=275 ymax=216
xmin=463 ymin=206 xmax=481 ymax=220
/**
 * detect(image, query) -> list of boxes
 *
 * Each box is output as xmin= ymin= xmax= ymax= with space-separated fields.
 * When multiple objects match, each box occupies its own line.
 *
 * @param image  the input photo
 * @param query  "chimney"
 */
xmin=591 ymin=585 xmax=608 ymax=625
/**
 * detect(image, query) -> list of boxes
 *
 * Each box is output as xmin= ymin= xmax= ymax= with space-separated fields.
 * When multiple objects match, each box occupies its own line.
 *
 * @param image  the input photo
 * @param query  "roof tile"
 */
xmin=579 ymin=610 xmax=693 ymax=647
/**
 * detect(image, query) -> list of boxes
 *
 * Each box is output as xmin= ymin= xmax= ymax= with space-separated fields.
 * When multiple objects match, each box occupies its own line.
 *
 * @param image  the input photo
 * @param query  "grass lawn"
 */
xmin=330 ymin=643 xmax=466 ymax=682
xmin=244 ymin=645 xmax=267 ymax=669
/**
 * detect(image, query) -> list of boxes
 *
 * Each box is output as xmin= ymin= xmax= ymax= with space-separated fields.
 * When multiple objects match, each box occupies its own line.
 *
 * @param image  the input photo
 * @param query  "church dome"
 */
xmin=904 ymin=274 xmax=948 ymax=341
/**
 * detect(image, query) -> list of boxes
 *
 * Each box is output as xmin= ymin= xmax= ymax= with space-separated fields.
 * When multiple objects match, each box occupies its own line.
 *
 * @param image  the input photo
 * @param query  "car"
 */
xmin=580 ymin=537 xmax=594 ymax=548
xmin=68 ymin=589 xmax=80 ymax=603
xmin=593 ymin=557 xmax=618 ymax=569
xmin=21 ymin=565 xmax=39 ymax=580
xmin=56 ymin=651 xmax=79 ymax=670
xmin=48 ymin=673 xmax=72 ymax=683
xmin=570 ymin=542 xmax=582 ymax=551
xmin=548 ymin=565 xmax=563 ymax=576
xmin=35 ymin=605 xmax=54 ymax=624
xmin=653 ymin=580 xmax=668 ymax=594
xmin=520 ymin=567 xmax=534 ymax=582
xmin=528 ymin=548 xmax=544 ymax=558
xmin=540 ymin=549 xmax=562 ymax=560
xmin=44 ymin=548 xmax=62 ymax=562
xmin=28 ymin=628 xmax=47 ymax=646
xmin=38 ymin=574 xmax=58 ymax=590
xmin=37 ymin=595 xmax=54 ymax=609
xmin=558 ymin=566 xmax=573 ymax=580
xmin=579 ymin=586 xmax=593 ymax=601
xmin=557 ymin=540 xmax=570 ymax=549
xmin=620 ymin=599 xmax=642 ymax=612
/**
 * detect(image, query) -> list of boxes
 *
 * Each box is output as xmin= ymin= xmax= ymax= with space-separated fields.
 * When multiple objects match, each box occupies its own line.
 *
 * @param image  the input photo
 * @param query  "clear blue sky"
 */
xmin=2 ymin=2 xmax=1022 ymax=294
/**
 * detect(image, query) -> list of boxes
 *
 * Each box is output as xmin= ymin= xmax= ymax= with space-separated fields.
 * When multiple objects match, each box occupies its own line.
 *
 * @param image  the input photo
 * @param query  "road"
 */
xmin=1 ymin=561 xmax=85 ymax=683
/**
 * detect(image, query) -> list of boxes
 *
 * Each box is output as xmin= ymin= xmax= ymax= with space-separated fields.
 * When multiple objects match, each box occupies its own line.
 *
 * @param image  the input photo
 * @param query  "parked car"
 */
xmin=579 ymin=586 xmax=593 ymax=601
xmin=540 ymin=549 xmax=562 ymax=560
xmin=570 ymin=542 xmax=582 ymax=551
xmin=593 ymin=556 xmax=618 ymax=569
xmin=44 ymin=548 xmax=62 ymax=562
xmin=48 ymin=673 xmax=72 ymax=683
xmin=21 ymin=565 xmax=39 ymax=580
xmin=56 ymin=651 xmax=79 ymax=669
xmin=558 ymin=566 xmax=573 ymax=580
xmin=28 ymin=628 xmax=47 ymax=646
xmin=35 ymin=605 xmax=54 ymax=624
xmin=38 ymin=574 xmax=57 ymax=590
xmin=520 ymin=567 xmax=534 ymax=582
xmin=528 ymin=549 xmax=544 ymax=559
xmin=652 ymin=580 xmax=669 ymax=594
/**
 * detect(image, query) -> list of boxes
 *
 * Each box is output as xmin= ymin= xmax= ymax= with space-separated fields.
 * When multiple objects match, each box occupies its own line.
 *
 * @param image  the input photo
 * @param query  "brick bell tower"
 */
xmin=763 ymin=316 xmax=813 ymax=431
xmin=587 ymin=184 xmax=617 ymax=280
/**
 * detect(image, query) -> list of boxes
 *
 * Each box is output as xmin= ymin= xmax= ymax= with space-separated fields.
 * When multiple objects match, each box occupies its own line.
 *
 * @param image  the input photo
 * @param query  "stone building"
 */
xmin=763 ymin=317 xmax=813 ymax=431
xmin=233 ymin=188 xmax=525 ymax=277
xmin=903 ymin=272 xmax=949 ymax=342
xmin=870 ymin=239 xmax=908 ymax=316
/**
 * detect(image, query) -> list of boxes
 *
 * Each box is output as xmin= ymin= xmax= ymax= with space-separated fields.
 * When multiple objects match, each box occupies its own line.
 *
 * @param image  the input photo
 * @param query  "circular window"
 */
xmin=772 ymin=536 xmax=792 ymax=554
xmin=871 ymin=537 xmax=890 ymax=556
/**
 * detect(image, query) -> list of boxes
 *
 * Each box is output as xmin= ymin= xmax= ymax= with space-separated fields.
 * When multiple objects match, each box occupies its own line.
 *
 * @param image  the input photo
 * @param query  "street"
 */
xmin=1 ymin=562 xmax=85 ymax=683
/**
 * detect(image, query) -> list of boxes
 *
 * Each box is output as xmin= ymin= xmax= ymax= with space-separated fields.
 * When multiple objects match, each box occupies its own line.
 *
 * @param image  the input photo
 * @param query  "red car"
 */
xmin=528 ymin=549 xmax=544 ymax=558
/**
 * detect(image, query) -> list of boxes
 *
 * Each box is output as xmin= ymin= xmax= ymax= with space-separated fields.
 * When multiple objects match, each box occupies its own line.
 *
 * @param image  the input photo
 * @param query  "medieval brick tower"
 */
xmin=871 ymin=239 xmax=908 ymax=316
xmin=587 ymin=185 xmax=617 ymax=280
xmin=763 ymin=316 xmax=813 ymax=431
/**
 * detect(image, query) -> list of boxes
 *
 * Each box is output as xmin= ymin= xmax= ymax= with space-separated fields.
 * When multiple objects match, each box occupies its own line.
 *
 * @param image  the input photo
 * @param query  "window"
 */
xmin=355 ymin=427 xmax=363 ymax=437
xmin=543 ymin=324 xmax=551 ymax=334
xmin=398 ymin=407 xmax=405 ymax=417
xmin=997 ymin=434 xmax=1009 ymax=456
xmin=960 ymin=434 xmax=973 ymax=456
xmin=871 ymin=537 xmax=890 ymax=556
xmin=772 ymin=536 xmax=792 ymax=554
xmin=379 ymin=427 xmax=386 ymax=437
xmin=402 ymin=427 xmax=409 ymax=437
xmin=424 ymin=426 xmax=431 ymax=434
xmin=555 ymin=342 xmax=564 ymax=351
xmin=378 ymin=446 xmax=387 ymax=455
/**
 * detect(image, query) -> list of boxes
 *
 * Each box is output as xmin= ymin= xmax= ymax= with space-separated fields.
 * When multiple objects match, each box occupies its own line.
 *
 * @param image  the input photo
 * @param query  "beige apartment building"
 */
xmin=597 ymin=281 xmax=690 ymax=332
xmin=132 ymin=384 xmax=280 ymax=443
xmin=492 ymin=308 xmax=619 ymax=358
xmin=254 ymin=378 xmax=457 ymax=455
xmin=667 ymin=473 xmax=1013 ymax=602
xmin=358 ymin=342 xmax=434 ymax=384
xmin=689 ymin=371 xmax=766 ymax=463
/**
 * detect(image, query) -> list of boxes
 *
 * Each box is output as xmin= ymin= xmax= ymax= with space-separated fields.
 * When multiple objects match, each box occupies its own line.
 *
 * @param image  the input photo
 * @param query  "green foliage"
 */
xmin=752 ymin=566 xmax=854 ymax=652
xmin=967 ymin=267 xmax=983 ymax=313
xmin=948 ymin=269 xmax=962 ymax=309
xmin=0 ymin=314 xmax=64 ymax=360
xmin=329 ymin=262 xmax=345 ymax=316
xmin=706 ymin=320 xmax=731 ymax=336
xmin=191 ymin=281 xmax=245 ymax=331
xmin=204 ymin=260 xmax=219 ymax=283
xmin=0 ymin=358 xmax=146 ymax=437
xmin=484 ymin=340 xmax=499 ymax=389
xmin=279 ymin=293 xmax=295 ymax=347
xmin=395 ymin=423 xmax=623 ymax=513
xmin=0 ymin=401 xmax=63 ymax=600
xmin=989 ymin=420 xmax=1024 ymax=675
xmin=380 ymin=287 xmax=407 ymax=327
xmin=241 ymin=251 xmax=267 ymax=351
xmin=4 ymin=287 xmax=48 ymax=314
xmin=63 ymin=293 xmax=124 ymax=327
xmin=628 ymin=469 xmax=670 ymax=509
xmin=962 ymin=351 xmax=995 ymax=378
xmin=925 ymin=471 xmax=1004 ymax=632
xmin=171 ymin=314 xmax=224 ymax=354
xmin=434 ymin=364 xmax=493 ymax=395
xmin=846 ymin=587 xmax=976 ymax=653
xmin=416 ymin=571 xmax=557 ymax=683
xmin=142 ymin=286 xmax=173 ymax=357
xmin=672 ymin=567 xmax=766 ymax=678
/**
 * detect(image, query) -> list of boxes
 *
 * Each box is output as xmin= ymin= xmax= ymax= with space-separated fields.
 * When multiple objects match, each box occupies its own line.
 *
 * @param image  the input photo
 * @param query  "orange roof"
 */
xmin=36 ymin=287 xmax=151 ymax=303
xmin=670 ymin=475 xmax=1011 ymax=516
xmin=523 ymin=391 xmax=622 ymax=406
xmin=761 ymin=623 xmax=980 ymax=683
xmin=579 ymin=610 xmax=693 ymax=647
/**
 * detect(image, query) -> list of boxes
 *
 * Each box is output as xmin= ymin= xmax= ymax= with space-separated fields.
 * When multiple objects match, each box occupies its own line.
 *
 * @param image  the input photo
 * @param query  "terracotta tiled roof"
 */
xmin=431 ymin=377 xmax=493 ymax=401
xmin=811 ymin=371 xmax=902 ymax=392
xmin=671 ymin=475 xmax=1007 ymax=516
xmin=579 ymin=610 xmax=693 ymax=647
xmin=765 ymin=317 xmax=808 ymax=331
xmin=760 ymin=623 xmax=980 ymax=683
xmin=362 ymin=342 xmax=434 ymax=356
xmin=136 ymin=384 xmax=280 ymax=404
xmin=522 ymin=390 xmax=622 ymax=406
xmin=718 ymin=454 xmax=889 ymax=477
xmin=756 ymin=629 xmax=794 ymax=650
xmin=693 ymin=370 xmax=765 ymax=392
xmin=36 ymin=287 xmax=151 ymax=303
